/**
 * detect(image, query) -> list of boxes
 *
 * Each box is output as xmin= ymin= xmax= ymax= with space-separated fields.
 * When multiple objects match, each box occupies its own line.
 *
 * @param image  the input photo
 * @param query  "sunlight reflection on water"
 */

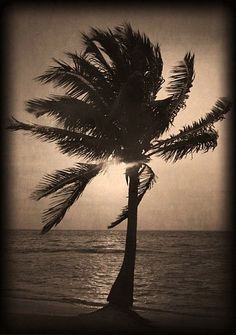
xmin=5 ymin=230 xmax=233 ymax=317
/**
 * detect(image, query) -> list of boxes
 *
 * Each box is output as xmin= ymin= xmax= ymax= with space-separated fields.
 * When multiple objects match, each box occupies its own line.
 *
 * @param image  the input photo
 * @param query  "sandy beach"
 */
xmin=1 ymin=297 xmax=233 ymax=335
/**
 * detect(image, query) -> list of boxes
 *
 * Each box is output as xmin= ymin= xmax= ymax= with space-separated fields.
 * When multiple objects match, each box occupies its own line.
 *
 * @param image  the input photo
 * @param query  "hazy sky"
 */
xmin=6 ymin=3 xmax=231 ymax=231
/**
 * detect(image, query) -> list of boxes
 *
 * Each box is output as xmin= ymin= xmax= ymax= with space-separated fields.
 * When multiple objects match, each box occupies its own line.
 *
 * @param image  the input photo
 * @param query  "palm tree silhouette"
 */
xmin=8 ymin=23 xmax=231 ymax=310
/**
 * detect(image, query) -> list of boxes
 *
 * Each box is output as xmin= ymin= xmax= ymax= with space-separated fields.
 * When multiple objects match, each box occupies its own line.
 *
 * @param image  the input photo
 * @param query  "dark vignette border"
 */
xmin=0 ymin=0 xmax=235 ymax=334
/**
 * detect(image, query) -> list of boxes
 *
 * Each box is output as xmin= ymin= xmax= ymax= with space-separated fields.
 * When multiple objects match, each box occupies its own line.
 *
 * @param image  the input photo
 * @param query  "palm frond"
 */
xmin=36 ymin=58 xmax=93 ymax=91
xmin=149 ymin=97 xmax=231 ymax=159
xmin=32 ymin=163 xmax=102 ymax=200
xmin=108 ymin=164 xmax=156 ymax=229
xmin=84 ymin=23 xmax=163 ymax=100
xmin=114 ymin=23 xmax=163 ymax=98
xmin=81 ymin=32 xmax=113 ymax=74
xmin=26 ymin=95 xmax=106 ymax=133
xmin=26 ymin=94 xmax=122 ymax=141
xmin=36 ymin=58 xmax=107 ymax=109
xmin=190 ymin=98 xmax=231 ymax=129
xmin=7 ymin=118 xmax=113 ymax=160
xmin=165 ymin=52 xmax=195 ymax=125
xmin=114 ymin=23 xmax=162 ymax=72
xmin=66 ymin=52 xmax=115 ymax=104
xmin=153 ymin=128 xmax=219 ymax=162
xmin=41 ymin=163 xmax=101 ymax=234
xmin=88 ymin=27 xmax=127 ymax=80
xmin=148 ymin=98 xmax=231 ymax=162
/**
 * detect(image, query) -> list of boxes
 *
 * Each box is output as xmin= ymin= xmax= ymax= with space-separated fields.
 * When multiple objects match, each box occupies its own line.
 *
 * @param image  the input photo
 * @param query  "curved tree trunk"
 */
xmin=107 ymin=165 xmax=139 ymax=309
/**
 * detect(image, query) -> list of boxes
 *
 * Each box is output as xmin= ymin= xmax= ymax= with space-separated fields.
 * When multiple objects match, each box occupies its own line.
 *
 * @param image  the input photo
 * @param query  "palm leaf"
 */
xmin=32 ymin=163 xmax=102 ymax=200
xmin=66 ymin=52 xmax=115 ymax=104
xmin=7 ymin=118 xmax=113 ymax=160
xmin=26 ymin=95 xmax=122 ymax=141
xmin=114 ymin=23 xmax=163 ymax=98
xmin=85 ymin=23 xmax=163 ymax=100
xmin=36 ymin=58 xmax=107 ymax=109
xmin=88 ymin=27 xmax=127 ymax=80
xmin=154 ymin=128 xmax=219 ymax=162
xmin=188 ymin=98 xmax=231 ymax=130
xmin=26 ymin=95 xmax=106 ymax=133
xmin=165 ymin=52 xmax=195 ymax=126
xmin=81 ymin=32 xmax=113 ymax=75
xmin=108 ymin=164 xmax=156 ymax=228
xmin=149 ymin=98 xmax=231 ymax=162
xmin=149 ymin=97 xmax=231 ymax=159
xmin=114 ymin=23 xmax=161 ymax=69
xmin=151 ymin=97 xmax=231 ymax=151
xmin=41 ymin=163 xmax=101 ymax=234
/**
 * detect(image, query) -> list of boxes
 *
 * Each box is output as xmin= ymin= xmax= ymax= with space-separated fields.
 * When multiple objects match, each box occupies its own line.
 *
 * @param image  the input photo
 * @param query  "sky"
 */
xmin=5 ymin=2 xmax=232 ymax=231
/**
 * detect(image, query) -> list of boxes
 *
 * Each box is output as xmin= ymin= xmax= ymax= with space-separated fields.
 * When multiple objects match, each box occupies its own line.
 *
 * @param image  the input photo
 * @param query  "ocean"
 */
xmin=3 ymin=230 xmax=233 ymax=320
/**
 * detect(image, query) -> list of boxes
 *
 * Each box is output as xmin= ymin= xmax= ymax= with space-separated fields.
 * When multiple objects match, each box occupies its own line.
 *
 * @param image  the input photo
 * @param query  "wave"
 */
xmin=13 ymin=248 xmax=125 ymax=254
xmin=12 ymin=247 xmax=158 ymax=255
xmin=6 ymin=293 xmax=104 ymax=308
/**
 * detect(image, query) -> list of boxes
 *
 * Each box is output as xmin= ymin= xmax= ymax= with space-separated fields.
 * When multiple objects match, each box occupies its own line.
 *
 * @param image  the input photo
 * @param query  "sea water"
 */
xmin=3 ymin=230 xmax=233 ymax=319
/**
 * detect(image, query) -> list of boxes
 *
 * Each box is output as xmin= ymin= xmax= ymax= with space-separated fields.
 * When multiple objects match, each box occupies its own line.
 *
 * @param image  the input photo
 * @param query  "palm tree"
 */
xmin=8 ymin=23 xmax=231 ymax=310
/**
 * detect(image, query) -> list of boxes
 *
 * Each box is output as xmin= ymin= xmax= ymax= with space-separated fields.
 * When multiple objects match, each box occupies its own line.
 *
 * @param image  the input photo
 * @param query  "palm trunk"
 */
xmin=107 ymin=165 xmax=139 ymax=309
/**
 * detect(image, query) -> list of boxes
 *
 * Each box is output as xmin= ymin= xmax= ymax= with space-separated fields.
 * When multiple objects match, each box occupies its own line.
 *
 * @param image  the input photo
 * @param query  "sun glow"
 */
xmin=104 ymin=159 xmax=143 ymax=177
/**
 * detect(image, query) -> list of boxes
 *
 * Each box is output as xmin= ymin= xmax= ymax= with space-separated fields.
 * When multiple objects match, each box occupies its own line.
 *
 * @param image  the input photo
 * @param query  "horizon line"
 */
xmin=5 ymin=228 xmax=231 ymax=232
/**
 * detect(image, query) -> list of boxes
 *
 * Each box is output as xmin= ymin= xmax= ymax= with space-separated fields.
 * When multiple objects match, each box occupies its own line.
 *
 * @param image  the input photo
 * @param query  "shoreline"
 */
xmin=1 ymin=297 xmax=233 ymax=335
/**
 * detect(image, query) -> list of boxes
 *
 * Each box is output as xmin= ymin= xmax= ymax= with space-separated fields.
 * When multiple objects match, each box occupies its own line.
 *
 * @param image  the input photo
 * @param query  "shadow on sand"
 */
xmin=2 ymin=303 xmax=234 ymax=335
